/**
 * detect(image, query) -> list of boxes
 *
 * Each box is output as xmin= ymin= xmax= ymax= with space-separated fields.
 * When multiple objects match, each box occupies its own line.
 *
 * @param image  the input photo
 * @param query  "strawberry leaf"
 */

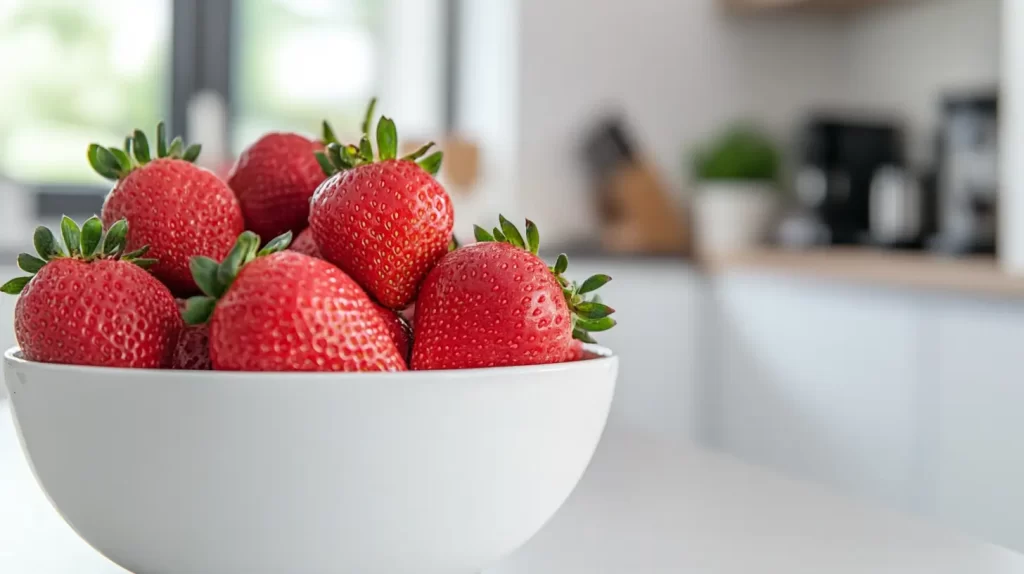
xmin=572 ymin=328 xmax=597 ymax=344
xmin=376 ymin=116 xmax=398 ymax=160
xmin=17 ymin=253 xmax=45 ymax=274
xmin=492 ymin=227 xmax=506 ymax=243
xmin=87 ymin=144 xmax=121 ymax=180
xmin=359 ymin=136 xmax=373 ymax=162
xmin=578 ymin=274 xmax=611 ymax=294
xmin=402 ymin=142 xmax=434 ymax=162
xmin=167 ymin=136 xmax=183 ymax=158
xmin=258 ymin=231 xmax=293 ymax=256
xmin=133 ymin=129 xmax=151 ymax=163
xmin=361 ymin=97 xmax=378 ymax=135
xmin=80 ymin=217 xmax=103 ymax=257
xmin=1 ymin=276 xmax=31 ymax=295
xmin=525 ymin=219 xmax=540 ymax=254
xmin=156 ymin=121 xmax=168 ymax=157
xmin=217 ymin=231 xmax=259 ymax=290
xmin=183 ymin=296 xmax=216 ymax=325
xmin=190 ymin=256 xmax=223 ymax=298
xmin=554 ymin=253 xmax=569 ymax=274
xmin=123 ymin=245 xmax=150 ymax=259
xmin=182 ymin=143 xmax=202 ymax=163
xmin=322 ymin=120 xmax=338 ymax=145
xmin=103 ymin=219 xmax=129 ymax=255
xmin=473 ymin=225 xmax=494 ymax=242
xmin=576 ymin=316 xmax=616 ymax=332
xmin=326 ymin=143 xmax=346 ymax=170
xmin=499 ymin=215 xmax=525 ymax=249
xmin=108 ymin=148 xmax=133 ymax=174
xmin=576 ymin=301 xmax=614 ymax=319
xmin=33 ymin=226 xmax=60 ymax=260
xmin=133 ymin=258 xmax=158 ymax=269
xmin=314 ymin=151 xmax=335 ymax=177
xmin=418 ymin=151 xmax=443 ymax=176
xmin=60 ymin=216 xmax=81 ymax=257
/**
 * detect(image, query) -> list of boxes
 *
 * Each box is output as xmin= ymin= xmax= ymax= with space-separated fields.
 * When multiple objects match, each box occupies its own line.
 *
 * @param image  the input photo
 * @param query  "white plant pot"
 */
xmin=693 ymin=181 xmax=779 ymax=256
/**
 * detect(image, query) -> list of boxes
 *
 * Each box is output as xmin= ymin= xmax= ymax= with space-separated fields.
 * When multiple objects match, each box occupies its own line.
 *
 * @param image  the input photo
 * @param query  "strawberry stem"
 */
xmin=1 ymin=216 xmax=156 ymax=295
xmin=184 ymin=230 xmax=294 ymax=325
xmin=87 ymin=121 xmax=201 ymax=181
xmin=472 ymin=214 xmax=617 ymax=343
xmin=315 ymin=98 xmax=444 ymax=178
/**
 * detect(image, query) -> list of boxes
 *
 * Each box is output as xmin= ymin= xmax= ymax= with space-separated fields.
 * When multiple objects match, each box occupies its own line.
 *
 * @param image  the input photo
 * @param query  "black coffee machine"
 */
xmin=796 ymin=117 xmax=906 ymax=245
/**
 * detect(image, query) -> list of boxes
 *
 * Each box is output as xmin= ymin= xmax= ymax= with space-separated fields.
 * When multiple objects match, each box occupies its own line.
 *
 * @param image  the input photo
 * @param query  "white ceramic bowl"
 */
xmin=3 ymin=346 xmax=616 ymax=574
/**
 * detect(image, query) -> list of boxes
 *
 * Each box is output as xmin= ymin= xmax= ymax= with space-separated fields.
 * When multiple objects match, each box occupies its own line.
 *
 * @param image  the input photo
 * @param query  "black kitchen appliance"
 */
xmin=796 ymin=117 xmax=906 ymax=245
xmin=929 ymin=92 xmax=999 ymax=255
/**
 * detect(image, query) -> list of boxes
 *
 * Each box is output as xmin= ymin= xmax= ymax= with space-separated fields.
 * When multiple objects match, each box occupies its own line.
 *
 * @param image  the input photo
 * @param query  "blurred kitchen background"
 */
xmin=4 ymin=0 xmax=1024 ymax=557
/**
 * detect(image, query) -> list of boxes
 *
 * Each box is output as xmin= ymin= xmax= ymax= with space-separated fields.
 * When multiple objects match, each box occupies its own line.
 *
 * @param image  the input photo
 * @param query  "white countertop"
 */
xmin=2 ymin=402 xmax=1022 ymax=574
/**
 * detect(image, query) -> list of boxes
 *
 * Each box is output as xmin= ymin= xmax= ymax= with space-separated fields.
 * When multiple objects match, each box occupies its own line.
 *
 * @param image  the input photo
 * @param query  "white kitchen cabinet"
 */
xmin=932 ymin=298 xmax=1024 ymax=552
xmin=569 ymin=259 xmax=702 ymax=444
xmin=711 ymin=272 xmax=922 ymax=513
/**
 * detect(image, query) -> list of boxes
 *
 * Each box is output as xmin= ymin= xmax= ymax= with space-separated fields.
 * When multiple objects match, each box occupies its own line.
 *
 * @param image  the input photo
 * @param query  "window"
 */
xmin=233 ymin=0 xmax=380 ymax=152
xmin=0 ymin=0 xmax=449 ymax=216
xmin=0 ymin=0 xmax=171 ymax=187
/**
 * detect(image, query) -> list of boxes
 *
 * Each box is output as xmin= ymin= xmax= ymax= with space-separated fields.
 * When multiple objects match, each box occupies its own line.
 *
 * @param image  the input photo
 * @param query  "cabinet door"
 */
xmin=933 ymin=299 xmax=1024 ymax=552
xmin=713 ymin=273 xmax=921 ymax=512
xmin=569 ymin=260 xmax=701 ymax=444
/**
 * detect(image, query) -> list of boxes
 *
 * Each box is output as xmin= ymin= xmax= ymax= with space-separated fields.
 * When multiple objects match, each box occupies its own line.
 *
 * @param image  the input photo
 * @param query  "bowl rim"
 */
xmin=3 ymin=345 xmax=616 ymax=381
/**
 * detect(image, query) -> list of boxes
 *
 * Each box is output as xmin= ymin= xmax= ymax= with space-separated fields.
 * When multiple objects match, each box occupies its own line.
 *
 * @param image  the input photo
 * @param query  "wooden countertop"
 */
xmin=704 ymin=247 xmax=1024 ymax=299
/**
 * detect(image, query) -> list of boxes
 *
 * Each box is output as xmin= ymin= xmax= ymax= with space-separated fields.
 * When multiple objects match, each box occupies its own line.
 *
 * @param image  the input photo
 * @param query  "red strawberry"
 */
xmin=171 ymin=299 xmax=211 ymax=370
xmin=2 ymin=217 xmax=182 ymax=368
xmin=228 ymin=132 xmax=326 ymax=242
xmin=289 ymin=227 xmax=321 ymax=258
xmin=172 ymin=324 xmax=212 ymax=370
xmin=373 ymin=302 xmax=412 ymax=362
xmin=411 ymin=216 xmax=616 ymax=370
xmin=92 ymin=123 xmax=244 ymax=296
xmin=567 ymin=339 xmax=586 ymax=362
xmin=183 ymin=231 xmax=406 ymax=372
xmin=309 ymin=99 xmax=453 ymax=309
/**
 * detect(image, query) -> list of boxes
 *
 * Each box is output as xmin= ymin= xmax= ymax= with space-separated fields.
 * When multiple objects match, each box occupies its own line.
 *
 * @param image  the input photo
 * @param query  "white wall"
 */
xmin=1002 ymin=0 xmax=1024 ymax=274
xmin=515 ymin=0 xmax=848 ymax=244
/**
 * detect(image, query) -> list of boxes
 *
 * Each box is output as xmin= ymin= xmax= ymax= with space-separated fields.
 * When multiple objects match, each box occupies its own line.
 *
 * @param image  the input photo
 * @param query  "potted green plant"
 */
xmin=690 ymin=125 xmax=781 ymax=256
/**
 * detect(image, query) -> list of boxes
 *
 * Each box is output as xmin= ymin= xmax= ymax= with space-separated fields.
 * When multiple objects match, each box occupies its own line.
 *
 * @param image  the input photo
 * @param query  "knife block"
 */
xmin=599 ymin=161 xmax=690 ymax=255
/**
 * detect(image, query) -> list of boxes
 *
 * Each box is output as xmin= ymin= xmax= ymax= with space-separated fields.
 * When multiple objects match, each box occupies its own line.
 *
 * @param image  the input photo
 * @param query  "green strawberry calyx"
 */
xmin=0 ymin=216 xmax=157 ymax=295
xmin=87 ymin=121 xmax=202 ymax=181
xmin=317 ymin=97 xmax=443 ymax=178
xmin=183 ymin=230 xmax=293 ymax=325
xmin=471 ymin=215 xmax=616 ymax=344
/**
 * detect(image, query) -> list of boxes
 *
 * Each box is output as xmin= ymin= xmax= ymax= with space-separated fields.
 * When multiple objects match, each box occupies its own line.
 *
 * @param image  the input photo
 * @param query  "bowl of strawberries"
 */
xmin=1 ymin=101 xmax=618 ymax=574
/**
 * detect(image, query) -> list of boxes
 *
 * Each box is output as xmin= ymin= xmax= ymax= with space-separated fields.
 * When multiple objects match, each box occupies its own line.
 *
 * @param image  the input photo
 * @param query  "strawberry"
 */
xmin=309 ymin=99 xmax=453 ymax=309
xmin=228 ymin=132 xmax=326 ymax=242
xmin=2 ymin=217 xmax=181 ymax=368
xmin=91 ymin=123 xmax=245 ymax=296
xmin=373 ymin=302 xmax=412 ymax=362
xmin=183 ymin=231 xmax=406 ymax=372
xmin=567 ymin=339 xmax=587 ymax=362
xmin=411 ymin=216 xmax=616 ymax=370
xmin=171 ymin=299 xmax=211 ymax=370
xmin=289 ymin=227 xmax=322 ymax=258
xmin=172 ymin=324 xmax=212 ymax=370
